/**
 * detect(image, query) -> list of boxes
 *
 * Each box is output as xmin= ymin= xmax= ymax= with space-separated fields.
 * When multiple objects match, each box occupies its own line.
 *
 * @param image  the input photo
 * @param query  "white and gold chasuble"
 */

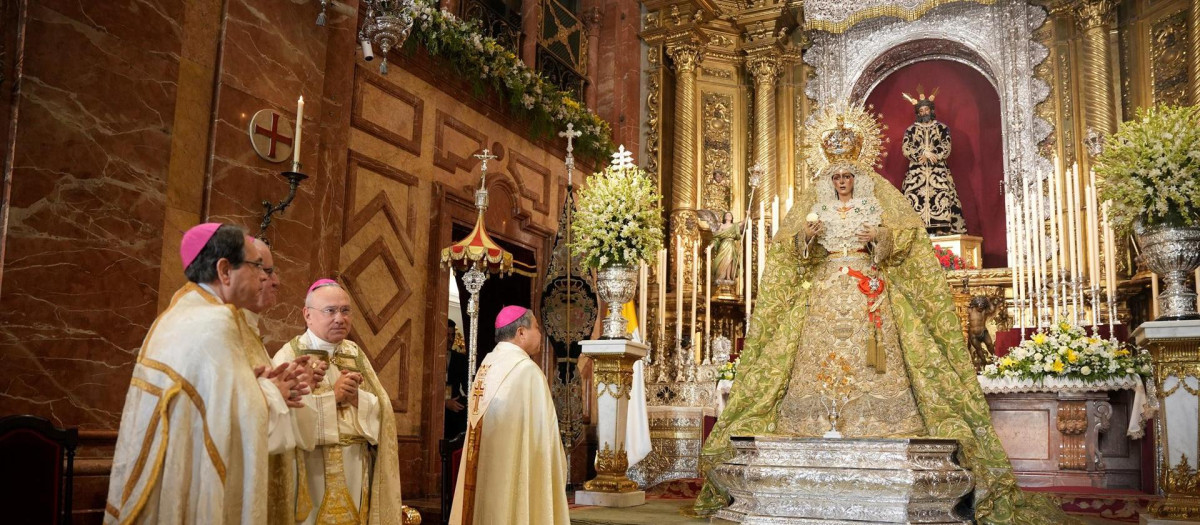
xmin=448 ymin=342 xmax=570 ymax=525
xmin=272 ymin=330 xmax=405 ymax=525
xmin=105 ymin=283 xmax=274 ymax=524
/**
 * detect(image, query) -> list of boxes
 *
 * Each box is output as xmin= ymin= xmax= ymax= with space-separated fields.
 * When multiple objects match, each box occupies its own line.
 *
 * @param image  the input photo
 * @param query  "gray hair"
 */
xmin=494 ymin=310 xmax=534 ymax=342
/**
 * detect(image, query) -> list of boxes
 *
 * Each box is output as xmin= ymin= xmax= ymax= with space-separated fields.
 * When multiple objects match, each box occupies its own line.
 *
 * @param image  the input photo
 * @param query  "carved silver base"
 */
xmin=1137 ymin=225 xmax=1200 ymax=321
xmin=710 ymin=437 xmax=974 ymax=524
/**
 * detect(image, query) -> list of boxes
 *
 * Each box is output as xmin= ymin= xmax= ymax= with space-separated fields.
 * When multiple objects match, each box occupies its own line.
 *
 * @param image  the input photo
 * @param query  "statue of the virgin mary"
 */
xmin=693 ymin=104 xmax=1071 ymax=523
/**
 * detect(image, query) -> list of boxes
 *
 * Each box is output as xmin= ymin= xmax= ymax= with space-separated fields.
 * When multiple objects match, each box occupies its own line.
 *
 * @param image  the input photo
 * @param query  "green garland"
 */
xmin=407 ymin=1 xmax=615 ymax=163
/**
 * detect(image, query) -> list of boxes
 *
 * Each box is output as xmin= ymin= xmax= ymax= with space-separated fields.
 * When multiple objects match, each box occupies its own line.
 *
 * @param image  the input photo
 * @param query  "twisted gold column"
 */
xmin=748 ymin=54 xmax=780 ymax=212
xmin=1191 ymin=0 xmax=1200 ymax=104
xmin=666 ymin=41 xmax=701 ymax=290
xmin=667 ymin=42 xmax=701 ymax=215
xmin=1075 ymin=0 xmax=1118 ymax=136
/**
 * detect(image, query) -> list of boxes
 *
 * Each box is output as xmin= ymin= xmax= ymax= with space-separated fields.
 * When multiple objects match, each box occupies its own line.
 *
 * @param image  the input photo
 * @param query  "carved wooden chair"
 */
xmin=0 ymin=415 xmax=78 ymax=524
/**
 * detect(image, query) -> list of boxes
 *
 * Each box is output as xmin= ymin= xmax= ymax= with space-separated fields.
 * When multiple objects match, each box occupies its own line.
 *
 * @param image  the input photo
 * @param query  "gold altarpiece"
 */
xmin=630 ymin=0 xmax=1200 ymax=514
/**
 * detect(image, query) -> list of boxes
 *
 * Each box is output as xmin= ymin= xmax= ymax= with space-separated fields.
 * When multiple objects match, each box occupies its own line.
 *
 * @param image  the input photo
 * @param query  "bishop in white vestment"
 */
xmin=105 ymin=223 xmax=276 ymax=524
xmin=272 ymin=279 xmax=405 ymax=524
xmin=449 ymin=306 xmax=570 ymax=525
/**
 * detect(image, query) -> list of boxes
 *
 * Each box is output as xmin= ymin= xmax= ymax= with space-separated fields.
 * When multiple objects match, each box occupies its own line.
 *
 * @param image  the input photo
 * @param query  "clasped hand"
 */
xmin=334 ymin=372 xmax=364 ymax=407
xmin=255 ymin=356 xmax=313 ymax=409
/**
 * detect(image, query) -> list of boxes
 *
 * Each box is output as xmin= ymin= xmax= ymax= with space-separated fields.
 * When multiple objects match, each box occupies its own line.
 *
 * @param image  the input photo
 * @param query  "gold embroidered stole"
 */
xmin=457 ymin=345 xmax=528 ymax=523
xmin=290 ymin=337 xmax=378 ymax=524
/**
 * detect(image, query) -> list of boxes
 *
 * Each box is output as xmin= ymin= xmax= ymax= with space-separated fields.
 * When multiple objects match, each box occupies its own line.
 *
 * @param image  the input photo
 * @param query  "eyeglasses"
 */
xmin=242 ymin=260 xmax=267 ymax=273
xmin=263 ymin=267 xmax=276 ymax=277
xmin=307 ymin=306 xmax=353 ymax=318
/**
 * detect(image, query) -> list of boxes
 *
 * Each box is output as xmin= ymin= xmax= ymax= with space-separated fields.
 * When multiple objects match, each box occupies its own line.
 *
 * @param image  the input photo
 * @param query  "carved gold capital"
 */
xmin=666 ymin=41 xmax=703 ymax=73
xmin=746 ymin=54 xmax=780 ymax=85
xmin=1073 ymin=0 xmax=1117 ymax=31
xmin=592 ymin=353 xmax=639 ymax=399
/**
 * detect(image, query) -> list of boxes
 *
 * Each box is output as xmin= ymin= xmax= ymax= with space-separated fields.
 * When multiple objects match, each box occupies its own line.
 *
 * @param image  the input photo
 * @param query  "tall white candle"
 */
xmin=293 ymin=96 xmax=304 ymax=170
xmin=1050 ymin=163 xmax=1061 ymax=282
xmin=771 ymin=196 xmax=780 ymax=237
xmin=638 ymin=262 xmax=648 ymax=344
xmin=1066 ymin=164 xmax=1081 ymax=287
xmin=1049 ymin=169 xmax=1061 ymax=319
xmin=691 ymin=240 xmax=699 ymax=359
xmin=1037 ymin=175 xmax=1047 ymax=293
xmin=1102 ymin=202 xmax=1117 ymax=295
xmin=757 ymin=202 xmax=766 ymax=287
xmin=676 ymin=236 xmax=684 ymax=344
xmin=1006 ymin=187 xmax=1019 ymax=314
xmin=1013 ymin=193 xmax=1025 ymax=324
xmin=1089 ymin=168 xmax=1101 ymax=287
xmin=659 ymin=249 xmax=666 ymax=345
xmin=745 ymin=221 xmax=753 ymax=318
xmin=705 ymin=245 xmax=712 ymax=354
xmin=1026 ymin=181 xmax=1040 ymax=314
xmin=1090 ymin=181 xmax=1102 ymax=288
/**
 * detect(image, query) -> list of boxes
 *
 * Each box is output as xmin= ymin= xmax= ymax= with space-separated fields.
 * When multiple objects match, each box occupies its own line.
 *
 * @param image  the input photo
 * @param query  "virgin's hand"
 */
xmin=856 ymin=225 xmax=877 ymax=243
xmin=805 ymin=221 xmax=824 ymax=238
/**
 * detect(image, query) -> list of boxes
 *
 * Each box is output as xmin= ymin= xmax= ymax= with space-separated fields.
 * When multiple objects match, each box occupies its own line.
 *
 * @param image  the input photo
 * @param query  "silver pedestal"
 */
xmin=710 ymin=436 xmax=975 ymax=524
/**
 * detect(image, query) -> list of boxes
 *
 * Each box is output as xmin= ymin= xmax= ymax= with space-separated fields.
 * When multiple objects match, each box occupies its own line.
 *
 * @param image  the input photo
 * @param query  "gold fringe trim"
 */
xmin=805 ymin=0 xmax=997 ymax=34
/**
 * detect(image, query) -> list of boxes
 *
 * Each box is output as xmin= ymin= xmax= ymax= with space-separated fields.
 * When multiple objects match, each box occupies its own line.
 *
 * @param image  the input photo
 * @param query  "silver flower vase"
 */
xmin=1136 ymin=224 xmax=1200 ymax=320
xmin=596 ymin=264 xmax=638 ymax=339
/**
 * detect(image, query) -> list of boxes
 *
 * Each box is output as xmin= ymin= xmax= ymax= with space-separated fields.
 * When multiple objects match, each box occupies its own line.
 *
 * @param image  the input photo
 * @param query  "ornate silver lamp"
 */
xmin=358 ymin=0 xmax=416 ymax=74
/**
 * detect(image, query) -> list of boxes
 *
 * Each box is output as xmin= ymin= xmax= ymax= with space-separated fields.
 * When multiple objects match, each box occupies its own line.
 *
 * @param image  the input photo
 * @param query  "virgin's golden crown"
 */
xmin=820 ymin=116 xmax=863 ymax=163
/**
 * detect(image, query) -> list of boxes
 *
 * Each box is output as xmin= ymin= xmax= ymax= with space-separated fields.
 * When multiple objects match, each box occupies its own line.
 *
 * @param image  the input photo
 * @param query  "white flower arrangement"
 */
xmin=571 ymin=165 xmax=664 ymax=270
xmin=408 ymin=1 xmax=614 ymax=162
xmin=982 ymin=320 xmax=1152 ymax=383
xmin=1095 ymin=104 xmax=1200 ymax=237
xmin=718 ymin=356 xmax=740 ymax=381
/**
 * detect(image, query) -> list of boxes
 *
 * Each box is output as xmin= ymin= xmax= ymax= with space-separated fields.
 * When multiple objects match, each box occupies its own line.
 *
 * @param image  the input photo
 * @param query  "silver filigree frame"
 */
xmin=803 ymin=0 xmax=1053 ymax=197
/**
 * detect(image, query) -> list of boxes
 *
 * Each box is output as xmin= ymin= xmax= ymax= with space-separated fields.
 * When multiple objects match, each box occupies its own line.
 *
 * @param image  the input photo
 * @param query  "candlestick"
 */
xmin=293 ymin=96 xmax=304 ymax=171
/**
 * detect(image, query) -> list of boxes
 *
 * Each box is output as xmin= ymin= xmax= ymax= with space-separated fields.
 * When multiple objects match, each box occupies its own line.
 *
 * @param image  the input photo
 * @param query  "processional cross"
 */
xmin=559 ymin=123 xmax=582 ymax=185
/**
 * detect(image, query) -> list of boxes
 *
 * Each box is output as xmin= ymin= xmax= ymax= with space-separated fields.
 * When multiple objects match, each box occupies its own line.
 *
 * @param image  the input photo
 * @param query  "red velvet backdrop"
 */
xmin=865 ymin=60 xmax=1008 ymax=268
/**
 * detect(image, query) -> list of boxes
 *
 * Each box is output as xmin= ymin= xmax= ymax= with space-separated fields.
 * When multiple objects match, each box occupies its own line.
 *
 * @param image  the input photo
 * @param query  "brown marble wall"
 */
xmin=0 ymin=0 xmax=634 ymax=517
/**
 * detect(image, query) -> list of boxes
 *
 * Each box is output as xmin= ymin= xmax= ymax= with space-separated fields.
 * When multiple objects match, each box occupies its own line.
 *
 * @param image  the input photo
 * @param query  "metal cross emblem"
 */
xmin=610 ymin=144 xmax=635 ymax=170
xmin=474 ymin=148 xmax=498 ymax=174
xmin=558 ymin=123 xmax=582 ymax=154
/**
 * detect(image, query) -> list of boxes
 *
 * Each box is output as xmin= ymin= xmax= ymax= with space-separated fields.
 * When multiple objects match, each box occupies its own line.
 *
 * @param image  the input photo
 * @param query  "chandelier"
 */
xmin=357 ymin=0 xmax=416 ymax=75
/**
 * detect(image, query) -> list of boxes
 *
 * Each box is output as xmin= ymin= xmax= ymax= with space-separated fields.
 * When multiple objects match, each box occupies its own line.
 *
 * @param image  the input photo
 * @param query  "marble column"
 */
xmin=1133 ymin=320 xmax=1200 ymax=522
xmin=1074 ymin=0 xmax=1118 ymax=136
xmin=576 ymin=339 xmax=648 ymax=507
xmin=747 ymin=53 xmax=780 ymax=211
xmin=666 ymin=40 xmax=702 ymax=283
